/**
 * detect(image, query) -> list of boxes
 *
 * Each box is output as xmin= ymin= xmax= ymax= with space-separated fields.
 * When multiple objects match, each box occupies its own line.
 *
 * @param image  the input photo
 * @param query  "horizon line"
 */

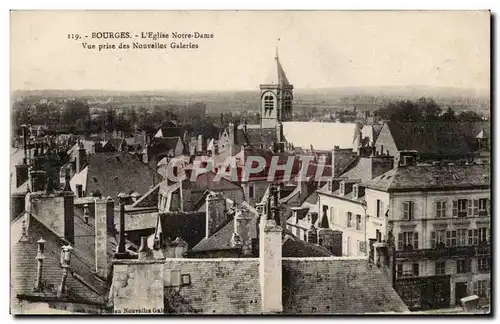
xmin=11 ymin=84 xmax=491 ymax=94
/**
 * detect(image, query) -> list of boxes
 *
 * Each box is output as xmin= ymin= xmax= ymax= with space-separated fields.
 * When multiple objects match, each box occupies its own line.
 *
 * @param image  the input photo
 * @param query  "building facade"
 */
xmin=363 ymin=154 xmax=491 ymax=310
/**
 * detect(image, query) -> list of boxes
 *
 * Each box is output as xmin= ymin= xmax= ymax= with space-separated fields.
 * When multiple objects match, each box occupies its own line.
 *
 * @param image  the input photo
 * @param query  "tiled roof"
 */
xmin=385 ymin=121 xmax=491 ymax=159
xmin=363 ymin=164 xmax=490 ymax=192
xmin=84 ymin=152 xmax=163 ymax=198
xmin=157 ymin=212 xmax=207 ymax=250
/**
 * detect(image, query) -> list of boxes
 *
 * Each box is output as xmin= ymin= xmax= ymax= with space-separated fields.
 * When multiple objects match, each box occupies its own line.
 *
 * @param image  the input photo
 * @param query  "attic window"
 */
xmin=353 ymin=185 xmax=358 ymax=198
xmin=92 ymin=176 xmax=98 ymax=183
xmin=339 ymin=182 xmax=345 ymax=195
xmin=181 ymin=274 xmax=191 ymax=286
xmin=386 ymin=176 xmax=392 ymax=180
xmin=380 ymin=175 xmax=385 ymax=179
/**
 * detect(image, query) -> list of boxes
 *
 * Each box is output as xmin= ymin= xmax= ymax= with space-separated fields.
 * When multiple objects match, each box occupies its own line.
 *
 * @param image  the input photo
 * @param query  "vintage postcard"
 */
xmin=10 ymin=10 xmax=491 ymax=315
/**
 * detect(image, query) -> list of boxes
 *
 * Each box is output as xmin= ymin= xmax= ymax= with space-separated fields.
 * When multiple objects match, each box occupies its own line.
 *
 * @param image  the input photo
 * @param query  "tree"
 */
xmin=417 ymin=97 xmax=442 ymax=121
xmin=441 ymin=107 xmax=456 ymax=121
xmin=457 ymin=111 xmax=482 ymax=122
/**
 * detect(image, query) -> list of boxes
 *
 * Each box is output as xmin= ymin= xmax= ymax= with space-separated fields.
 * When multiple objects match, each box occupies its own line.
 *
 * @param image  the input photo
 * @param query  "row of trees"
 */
xmin=374 ymin=97 xmax=484 ymax=122
xmin=11 ymin=99 xmax=209 ymax=135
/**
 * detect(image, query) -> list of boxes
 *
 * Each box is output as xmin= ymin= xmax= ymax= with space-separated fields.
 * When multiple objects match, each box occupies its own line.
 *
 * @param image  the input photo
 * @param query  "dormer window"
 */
xmin=353 ymin=185 xmax=358 ymax=198
xmin=339 ymin=182 xmax=345 ymax=195
xmin=327 ymin=180 xmax=332 ymax=192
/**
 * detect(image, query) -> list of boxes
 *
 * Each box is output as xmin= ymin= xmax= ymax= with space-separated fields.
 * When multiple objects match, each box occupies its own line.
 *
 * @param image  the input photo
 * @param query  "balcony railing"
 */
xmin=395 ymin=244 xmax=490 ymax=260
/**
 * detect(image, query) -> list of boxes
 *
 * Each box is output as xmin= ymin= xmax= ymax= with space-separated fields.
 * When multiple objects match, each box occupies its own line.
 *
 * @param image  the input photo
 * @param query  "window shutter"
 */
xmin=398 ymin=233 xmax=403 ymax=250
xmin=431 ymin=231 xmax=436 ymax=248
xmin=442 ymin=201 xmax=447 ymax=217
xmin=403 ymin=202 xmax=409 ymax=220
xmin=452 ymin=200 xmax=458 ymax=217
xmin=413 ymin=232 xmax=419 ymax=249
xmin=467 ymin=199 xmax=473 ymax=216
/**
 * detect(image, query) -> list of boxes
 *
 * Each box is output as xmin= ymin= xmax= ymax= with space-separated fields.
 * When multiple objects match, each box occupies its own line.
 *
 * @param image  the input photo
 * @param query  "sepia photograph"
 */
xmin=9 ymin=10 xmax=491 ymax=315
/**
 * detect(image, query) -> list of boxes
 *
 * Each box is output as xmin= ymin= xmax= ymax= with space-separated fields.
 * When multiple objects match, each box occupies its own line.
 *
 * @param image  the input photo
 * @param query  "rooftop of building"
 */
xmin=363 ymin=164 xmax=490 ymax=192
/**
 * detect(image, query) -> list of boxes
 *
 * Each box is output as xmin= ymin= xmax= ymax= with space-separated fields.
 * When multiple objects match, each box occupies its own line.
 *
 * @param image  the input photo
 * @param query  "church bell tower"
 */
xmin=260 ymin=46 xmax=294 ymax=129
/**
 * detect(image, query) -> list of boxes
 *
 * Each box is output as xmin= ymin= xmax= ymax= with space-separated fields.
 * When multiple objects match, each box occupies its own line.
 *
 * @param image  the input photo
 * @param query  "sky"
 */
xmin=10 ymin=10 xmax=490 ymax=91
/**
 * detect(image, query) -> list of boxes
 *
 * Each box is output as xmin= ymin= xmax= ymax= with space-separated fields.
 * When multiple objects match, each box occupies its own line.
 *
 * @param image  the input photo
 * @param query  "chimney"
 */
xmin=57 ymin=245 xmax=73 ymax=297
xmin=370 ymin=154 xmax=395 ymax=179
xmin=114 ymin=193 xmax=132 ymax=259
xmin=138 ymin=236 xmax=153 ymax=260
xmin=94 ymin=197 xmax=114 ymax=279
xmin=173 ymin=237 xmax=188 ymax=258
xmin=259 ymin=186 xmax=283 ymax=313
xmin=205 ymin=192 xmax=227 ymax=238
xmin=15 ymin=162 xmax=29 ymax=188
xmin=233 ymin=206 xmax=254 ymax=256
xmin=34 ymin=238 xmax=46 ymax=292
xmin=197 ymin=135 xmax=203 ymax=153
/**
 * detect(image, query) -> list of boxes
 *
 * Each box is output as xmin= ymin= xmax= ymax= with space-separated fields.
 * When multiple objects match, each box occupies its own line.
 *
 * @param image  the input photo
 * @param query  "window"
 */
xmin=457 ymin=259 xmax=471 ymax=274
xmin=263 ymin=95 xmax=274 ymax=115
xmin=181 ymin=274 xmax=191 ymax=286
xmin=329 ymin=207 xmax=335 ymax=225
xmin=356 ymin=214 xmax=362 ymax=230
xmin=468 ymin=229 xmax=479 ymax=246
xmin=412 ymin=263 xmax=419 ymax=277
xmin=446 ymin=230 xmax=457 ymax=247
xmin=340 ymin=182 xmax=345 ymax=195
xmin=376 ymin=229 xmax=382 ymax=242
xmin=376 ymin=199 xmax=383 ymax=218
xmin=473 ymin=280 xmax=490 ymax=298
xmin=478 ymin=228 xmax=488 ymax=244
xmin=471 ymin=199 xmax=479 ymax=216
xmin=454 ymin=199 xmax=468 ymax=217
xmin=457 ymin=229 xmax=468 ymax=247
xmin=398 ymin=232 xmax=418 ymax=250
xmin=479 ymin=198 xmax=489 ymax=216
xmin=353 ymin=185 xmax=358 ymax=198
xmin=359 ymin=241 xmax=366 ymax=253
xmin=396 ymin=264 xmax=403 ymax=278
xmin=431 ymin=230 xmax=446 ymax=248
xmin=435 ymin=261 xmax=446 ymax=275
xmin=403 ymin=201 xmax=414 ymax=220
xmin=347 ymin=212 xmax=352 ymax=227
xmin=478 ymin=257 xmax=489 ymax=273
xmin=248 ymin=185 xmax=255 ymax=199
xmin=347 ymin=237 xmax=351 ymax=255
xmin=436 ymin=201 xmax=447 ymax=218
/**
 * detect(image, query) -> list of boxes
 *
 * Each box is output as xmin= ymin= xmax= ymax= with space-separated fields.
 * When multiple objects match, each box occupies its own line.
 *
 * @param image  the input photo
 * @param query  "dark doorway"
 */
xmin=455 ymin=282 xmax=468 ymax=304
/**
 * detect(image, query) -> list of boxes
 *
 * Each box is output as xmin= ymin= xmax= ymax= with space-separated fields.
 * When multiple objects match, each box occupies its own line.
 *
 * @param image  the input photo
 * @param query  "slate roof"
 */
xmin=103 ymin=138 xmax=126 ymax=152
xmin=263 ymin=54 xmax=291 ymax=86
xmin=243 ymin=127 xmax=278 ymax=149
xmin=190 ymin=204 xmax=332 ymax=258
xmin=83 ymin=152 xmax=163 ymax=198
xmin=130 ymin=182 xmax=160 ymax=208
xmin=281 ymin=258 xmax=409 ymax=314
xmin=11 ymin=209 xmax=119 ymax=308
xmin=156 ymin=212 xmax=207 ymax=250
xmin=385 ymin=121 xmax=491 ymax=159
xmin=150 ymin=137 xmax=182 ymax=153
xmin=162 ymin=258 xmax=409 ymax=314
xmin=154 ymin=126 xmax=183 ymax=139
xmin=363 ymin=164 xmax=490 ymax=192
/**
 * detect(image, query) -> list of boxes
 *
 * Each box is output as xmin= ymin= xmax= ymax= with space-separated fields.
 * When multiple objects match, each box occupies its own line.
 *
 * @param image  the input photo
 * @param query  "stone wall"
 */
xmin=112 ymin=260 xmax=164 ymax=314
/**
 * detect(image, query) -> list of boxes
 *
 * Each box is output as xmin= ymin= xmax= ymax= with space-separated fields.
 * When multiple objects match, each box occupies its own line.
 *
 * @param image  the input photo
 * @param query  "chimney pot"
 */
xmin=138 ymin=236 xmax=153 ymax=260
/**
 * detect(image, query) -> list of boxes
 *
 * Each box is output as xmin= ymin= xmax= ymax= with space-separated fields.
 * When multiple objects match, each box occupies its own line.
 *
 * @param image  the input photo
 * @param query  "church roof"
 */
xmin=262 ymin=54 xmax=291 ymax=86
